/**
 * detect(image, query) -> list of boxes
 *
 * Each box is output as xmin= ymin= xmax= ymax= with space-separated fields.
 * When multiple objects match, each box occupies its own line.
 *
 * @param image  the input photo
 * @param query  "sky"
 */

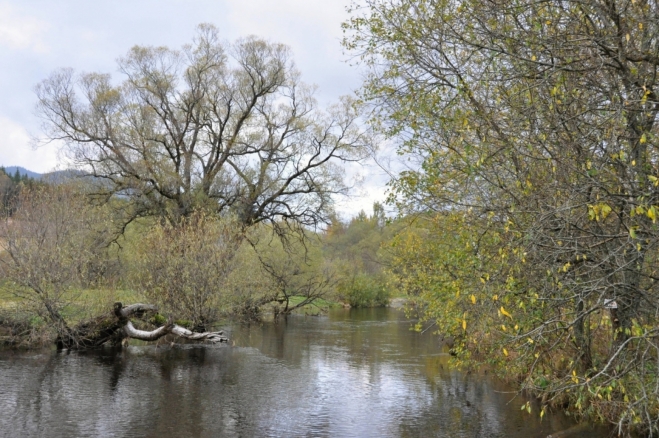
xmin=0 ymin=0 xmax=392 ymax=218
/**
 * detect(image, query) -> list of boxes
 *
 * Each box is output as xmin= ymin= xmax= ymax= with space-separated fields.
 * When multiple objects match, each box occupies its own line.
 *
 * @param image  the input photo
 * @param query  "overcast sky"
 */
xmin=0 ymin=0 xmax=391 ymax=218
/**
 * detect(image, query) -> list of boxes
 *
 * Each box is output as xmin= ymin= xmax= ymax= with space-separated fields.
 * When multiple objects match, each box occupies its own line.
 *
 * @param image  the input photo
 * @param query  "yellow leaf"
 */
xmin=470 ymin=294 xmax=476 ymax=304
xmin=640 ymin=133 xmax=647 ymax=144
xmin=503 ymin=348 xmax=509 ymax=356
xmin=462 ymin=319 xmax=467 ymax=331
xmin=501 ymin=306 xmax=513 ymax=319
xmin=528 ymin=338 xmax=534 ymax=344
xmin=648 ymin=206 xmax=656 ymax=223
xmin=501 ymin=325 xmax=507 ymax=331
xmin=531 ymin=55 xmax=536 ymax=61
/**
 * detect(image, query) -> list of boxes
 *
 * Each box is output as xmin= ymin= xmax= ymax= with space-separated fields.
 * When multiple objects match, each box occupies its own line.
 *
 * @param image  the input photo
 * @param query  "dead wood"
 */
xmin=56 ymin=302 xmax=228 ymax=349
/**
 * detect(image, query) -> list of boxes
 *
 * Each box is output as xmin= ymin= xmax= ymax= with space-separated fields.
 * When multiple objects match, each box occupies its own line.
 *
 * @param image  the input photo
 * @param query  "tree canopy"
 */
xmin=345 ymin=0 xmax=659 ymax=434
xmin=37 ymin=24 xmax=370 ymax=229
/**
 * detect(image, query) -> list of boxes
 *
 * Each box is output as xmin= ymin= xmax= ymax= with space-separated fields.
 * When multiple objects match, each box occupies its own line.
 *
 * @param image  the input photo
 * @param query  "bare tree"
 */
xmin=0 ymin=185 xmax=230 ymax=348
xmin=36 ymin=24 xmax=370 ymax=231
xmin=0 ymin=185 xmax=109 ymax=339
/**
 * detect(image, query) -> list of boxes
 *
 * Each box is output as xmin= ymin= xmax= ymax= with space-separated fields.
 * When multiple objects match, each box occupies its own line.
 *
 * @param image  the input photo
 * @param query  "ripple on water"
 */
xmin=0 ymin=309 xmax=610 ymax=438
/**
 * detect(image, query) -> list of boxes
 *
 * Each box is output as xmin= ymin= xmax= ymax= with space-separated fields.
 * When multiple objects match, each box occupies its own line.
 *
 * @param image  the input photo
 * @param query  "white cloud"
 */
xmin=0 ymin=2 xmax=48 ymax=52
xmin=0 ymin=116 xmax=58 ymax=173
xmin=224 ymin=1 xmax=357 ymax=102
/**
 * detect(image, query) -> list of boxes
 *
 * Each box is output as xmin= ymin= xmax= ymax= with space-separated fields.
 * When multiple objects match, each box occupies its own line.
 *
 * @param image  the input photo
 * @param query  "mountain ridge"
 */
xmin=1 ymin=166 xmax=82 ymax=182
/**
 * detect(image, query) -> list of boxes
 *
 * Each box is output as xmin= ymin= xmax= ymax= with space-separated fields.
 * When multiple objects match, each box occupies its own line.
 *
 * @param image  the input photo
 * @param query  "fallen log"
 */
xmin=56 ymin=302 xmax=228 ymax=349
xmin=123 ymin=321 xmax=227 ymax=343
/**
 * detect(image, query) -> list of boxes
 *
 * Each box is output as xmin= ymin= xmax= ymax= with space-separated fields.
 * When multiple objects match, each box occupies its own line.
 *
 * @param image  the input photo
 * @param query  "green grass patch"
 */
xmin=288 ymin=295 xmax=341 ymax=315
xmin=0 ymin=282 xmax=144 ymax=323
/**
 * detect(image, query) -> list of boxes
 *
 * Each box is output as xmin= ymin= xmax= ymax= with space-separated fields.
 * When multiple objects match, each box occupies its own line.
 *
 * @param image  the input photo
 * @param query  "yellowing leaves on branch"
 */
xmin=500 ymin=306 xmax=513 ymax=320
xmin=345 ymin=0 xmax=659 ymax=433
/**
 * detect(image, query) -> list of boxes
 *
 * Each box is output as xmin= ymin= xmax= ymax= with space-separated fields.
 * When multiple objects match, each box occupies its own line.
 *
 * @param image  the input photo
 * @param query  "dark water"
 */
xmin=0 ymin=308 xmax=609 ymax=438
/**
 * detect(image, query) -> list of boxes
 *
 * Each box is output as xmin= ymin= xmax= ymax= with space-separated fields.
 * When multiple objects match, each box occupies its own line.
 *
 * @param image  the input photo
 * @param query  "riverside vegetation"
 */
xmin=1 ymin=0 xmax=659 ymax=433
xmin=0 ymin=180 xmax=396 ymax=348
xmin=0 ymin=24 xmax=395 ymax=350
xmin=343 ymin=0 xmax=659 ymax=435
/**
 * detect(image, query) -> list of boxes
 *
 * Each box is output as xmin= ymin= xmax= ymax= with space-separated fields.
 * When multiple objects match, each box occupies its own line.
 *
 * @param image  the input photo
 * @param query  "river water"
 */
xmin=0 ymin=308 xmax=609 ymax=438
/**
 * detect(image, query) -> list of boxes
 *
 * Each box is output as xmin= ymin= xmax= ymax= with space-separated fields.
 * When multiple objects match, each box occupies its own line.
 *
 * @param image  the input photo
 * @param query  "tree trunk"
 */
xmin=573 ymin=299 xmax=592 ymax=372
xmin=56 ymin=302 xmax=228 ymax=349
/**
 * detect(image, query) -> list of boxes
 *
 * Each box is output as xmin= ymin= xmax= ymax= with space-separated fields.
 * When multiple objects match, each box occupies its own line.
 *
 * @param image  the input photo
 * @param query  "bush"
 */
xmin=339 ymin=274 xmax=390 ymax=308
xmin=128 ymin=213 xmax=242 ymax=331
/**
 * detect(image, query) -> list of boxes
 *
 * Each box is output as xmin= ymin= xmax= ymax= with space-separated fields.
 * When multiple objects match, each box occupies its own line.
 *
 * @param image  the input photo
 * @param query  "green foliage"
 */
xmin=338 ymin=273 xmax=390 ymax=308
xmin=127 ymin=213 xmax=242 ymax=329
xmin=345 ymin=0 xmax=659 ymax=434
xmin=238 ymin=226 xmax=336 ymax=318
xmin=323 ymin=203 xmax=397 ymax=307
xmin=385 ymin=213 xmax=508 ymax=364
xmin=150 ymin=313 xmax=167 ymax=326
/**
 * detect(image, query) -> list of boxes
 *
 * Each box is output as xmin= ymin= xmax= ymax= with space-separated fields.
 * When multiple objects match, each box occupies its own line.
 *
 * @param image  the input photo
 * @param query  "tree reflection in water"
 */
xmin=0 ymin=309 xmax=609 ymax=437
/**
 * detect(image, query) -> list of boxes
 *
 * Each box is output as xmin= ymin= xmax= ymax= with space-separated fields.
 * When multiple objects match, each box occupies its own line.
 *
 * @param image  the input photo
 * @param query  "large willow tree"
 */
xmin=37 ymin=24 xmax=369 ymax=230
xmin=345 ymin=0 xmax=659 ymax=434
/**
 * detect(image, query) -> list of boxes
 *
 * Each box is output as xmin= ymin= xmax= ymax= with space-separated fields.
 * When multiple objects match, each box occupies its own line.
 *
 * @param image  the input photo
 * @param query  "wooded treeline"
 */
xmin=0 ymin=167 xmax=41 ymax=215
xmin=0 ymin=180 xmax=393 ymax=347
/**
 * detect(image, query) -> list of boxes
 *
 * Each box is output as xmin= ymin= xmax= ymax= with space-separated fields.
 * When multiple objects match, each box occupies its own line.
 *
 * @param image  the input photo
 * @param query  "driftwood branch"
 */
xmin=56 ymin=302 xmax=229 ymax=349
xmin=114 ymin=302 xmax=159 ymax=318
xmin=123 ymin=321 xmax=228 ymax=343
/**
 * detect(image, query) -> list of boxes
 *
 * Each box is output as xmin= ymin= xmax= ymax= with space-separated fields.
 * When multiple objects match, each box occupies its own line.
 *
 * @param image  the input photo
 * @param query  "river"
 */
xmin=0 ymin=308 xmax=609 ymax=437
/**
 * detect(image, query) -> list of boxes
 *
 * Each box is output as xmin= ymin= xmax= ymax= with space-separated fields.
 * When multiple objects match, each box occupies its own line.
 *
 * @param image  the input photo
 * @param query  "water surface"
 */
xmin=0 ymin=308 xmax=608 ymax=437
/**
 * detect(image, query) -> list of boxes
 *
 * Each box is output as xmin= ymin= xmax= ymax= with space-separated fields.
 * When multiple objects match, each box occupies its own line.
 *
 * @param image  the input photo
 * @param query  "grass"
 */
xmin=0 ymin=281 xmax=144 ymax=322
xmin=286 ymin=295 xmax=341 ymax=315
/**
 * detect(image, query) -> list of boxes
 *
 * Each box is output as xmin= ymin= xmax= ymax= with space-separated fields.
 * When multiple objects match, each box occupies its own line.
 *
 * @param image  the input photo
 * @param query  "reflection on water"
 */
xmin=0 ymin=308 xmax=608 ymax=437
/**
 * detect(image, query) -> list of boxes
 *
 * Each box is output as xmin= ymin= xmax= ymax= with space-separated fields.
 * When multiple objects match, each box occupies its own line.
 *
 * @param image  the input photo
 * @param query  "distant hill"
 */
xmin=2 ymin=166 xmax=43 ymax=180
xmin=42 ymin=169 xmax=86 ymax=184
xmin=1 ymin=166 xmax=86 ymax=183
